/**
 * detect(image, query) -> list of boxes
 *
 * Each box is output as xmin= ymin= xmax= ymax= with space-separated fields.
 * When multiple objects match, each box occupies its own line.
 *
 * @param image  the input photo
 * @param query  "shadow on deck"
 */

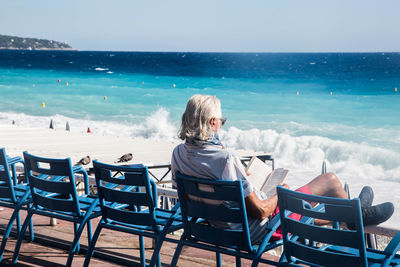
xmin=0 ymin=207 xmax=279 ymax=266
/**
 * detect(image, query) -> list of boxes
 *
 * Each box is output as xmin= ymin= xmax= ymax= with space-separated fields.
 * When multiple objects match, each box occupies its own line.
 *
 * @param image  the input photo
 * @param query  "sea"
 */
xmin=1 ymin=50 xmax=400 ymax=194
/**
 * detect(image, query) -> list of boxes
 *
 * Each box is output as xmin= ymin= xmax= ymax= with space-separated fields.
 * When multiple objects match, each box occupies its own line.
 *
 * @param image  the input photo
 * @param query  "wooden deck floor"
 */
xmin=0 ymin=207 xmax=280 ymax=266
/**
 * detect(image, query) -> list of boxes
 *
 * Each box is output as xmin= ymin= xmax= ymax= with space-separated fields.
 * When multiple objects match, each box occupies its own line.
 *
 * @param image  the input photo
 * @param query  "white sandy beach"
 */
xmin=1 ymin=124 xmax=399 ymax=231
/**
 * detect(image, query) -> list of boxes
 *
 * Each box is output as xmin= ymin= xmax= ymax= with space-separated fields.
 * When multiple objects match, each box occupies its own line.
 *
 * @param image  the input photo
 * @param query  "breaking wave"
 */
xmin=220 ymin=127 xmax=400 ymax=183
xmin=1 ymin=109 xmax=399 ymax=183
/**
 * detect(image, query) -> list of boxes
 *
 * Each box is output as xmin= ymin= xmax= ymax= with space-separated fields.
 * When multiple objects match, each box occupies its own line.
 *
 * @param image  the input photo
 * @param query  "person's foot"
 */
xmin=362 ymin=202 xmax=394 ymax=226
xmin=346 ymin=202 xmax=394 ymax=230
xmin=359 ymin=186 xmax=374 ymax=207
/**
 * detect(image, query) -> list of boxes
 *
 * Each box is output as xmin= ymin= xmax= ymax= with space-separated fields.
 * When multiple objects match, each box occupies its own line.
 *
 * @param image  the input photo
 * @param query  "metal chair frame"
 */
xmin=84 ymin=160 xmax=183 ymax=267
xmin=0 ymin=148 xmax=33 ymax=261
xmin=171 ymin=172 xmax=282 ymax=267
xmin=12 ymin=151 xmax=101 ymax=266
xmin=277 ymin=186 xmax=400 ymax=267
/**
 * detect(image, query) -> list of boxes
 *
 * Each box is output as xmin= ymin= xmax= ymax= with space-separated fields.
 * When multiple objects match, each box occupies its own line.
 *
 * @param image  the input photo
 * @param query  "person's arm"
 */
xmin=244 ymin=183 xmax=290 ymax=220
xmin=245 ymin=192 xmax=278 ymax=220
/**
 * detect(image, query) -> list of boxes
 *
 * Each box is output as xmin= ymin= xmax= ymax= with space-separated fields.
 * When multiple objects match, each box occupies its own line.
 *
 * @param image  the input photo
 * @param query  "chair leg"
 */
xmin=236 ymin=255 xmax=241 ymax=267
xmin=139 ymin=235 xmax=145 ymax=266
xmin=216 ymin=252 xmax=222 ymax=267
xmin=251 ymin=258 xmax=259 ymax=267
xmin=170 ymin=239 xmax=184 ymax=267
xmin=28 ymin=215 xmax=34 ymax=242
xmin=12 ymin=212 xmax=33 ymax=264
xmin=74 ymin=222 xmax=80 ymax=253
xmin=11 ymin=163 xmax=18 ymax=185
xmin=83 ymin=223 xmax=103 ymax=267
xmin=16 ymin=211 xmax=21 ymax=235
xmin=0 ymin=208 xmax=20 ymax=261
xmin=149 ymin=237 xmax=163 ymax=267
xmin=86 ymin=219 xmax=93 ymax=244
xmin=66 ymin=219 xmax=91 ymax=267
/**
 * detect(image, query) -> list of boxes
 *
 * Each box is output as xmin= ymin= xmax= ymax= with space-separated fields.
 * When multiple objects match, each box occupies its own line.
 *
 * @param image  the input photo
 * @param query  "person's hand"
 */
xmin=280 ymin=183 xmax=290 ymax=189
xmin=245 ymin=170 xmax=251 ymax=176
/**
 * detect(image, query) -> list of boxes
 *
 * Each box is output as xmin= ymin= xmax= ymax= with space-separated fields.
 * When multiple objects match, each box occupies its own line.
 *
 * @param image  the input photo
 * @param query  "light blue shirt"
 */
xmin=171 ymin=143 xmax=270 ymax=244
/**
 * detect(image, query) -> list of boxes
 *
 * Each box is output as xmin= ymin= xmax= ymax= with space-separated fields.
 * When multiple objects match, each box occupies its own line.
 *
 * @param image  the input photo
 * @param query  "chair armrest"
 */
xmin=255 ymin=213 xmax=282 ymax=255
xmin=6 ymin=155 xmax=24 ymax=185
xmin=382 ymin=231 xmax=400 ymax=266
xmin=72 ymin=165 xmax=89 ymax=194
xmin=258 ymin=213 xmax=281 ymax=243
xmin=169 ymin=202 xmax=181 ymax=218
xmin=150 ymin=179 xmax=158 ymax=208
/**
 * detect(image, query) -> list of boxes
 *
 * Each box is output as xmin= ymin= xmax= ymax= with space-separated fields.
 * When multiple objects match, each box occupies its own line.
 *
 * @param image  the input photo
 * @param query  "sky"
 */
xmin=1 ymin=0 xmax=399 ymax=52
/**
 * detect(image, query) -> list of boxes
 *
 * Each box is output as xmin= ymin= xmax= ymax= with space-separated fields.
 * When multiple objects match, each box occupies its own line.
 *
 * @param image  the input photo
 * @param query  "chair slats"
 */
xmin=285 ymin=217 xmax=360 ymax=248
xmin=171 ymin=172 xmax=285 ymax=267
xmin=125 ymin=172 xmax=149 ymax=187
xmin=189 ymin=222 xmax=248 ymax=249
xmin=285 ymin=195 xmax=357 ymax=222
xmin=98 ymin=168 xmax=148 ymax=186
xmin=0 ymin=186 xmax=12 ymax=198
xmin=0 ymin=148 xmax=33 ymax=262
xmin=0 ymin=167 xmax=11 ymax=182
xmin=28 ymin=160 xmax=70 ymax=176
xmin=184 ymin=200 xmax=243 ymax=223
xmin=12 ymin=151 xmax=101 ymax=267
xmin=32 ymin=192 xmax=76 ymax=213
xmin=286 ymin=241 xmax=363 ymax=267
xmin=30 ymin=176 xmax=72 ymax=195
xmin=100 ymin=186 xmax=152 ymax=207
xmin=181 ymin=179 xmax=241 ymax=202
xmin=84 ymin=160 xmax=183 ymax=267
xmin=103 ymin=206 xmax=154 ymax=226
xmin=277 ymin=186 xmax=372 ymax=267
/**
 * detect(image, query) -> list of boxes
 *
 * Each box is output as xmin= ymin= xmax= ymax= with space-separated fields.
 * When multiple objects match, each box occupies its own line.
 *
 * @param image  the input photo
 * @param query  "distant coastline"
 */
xmin=0 ymin=34 xmax=75 ymax=51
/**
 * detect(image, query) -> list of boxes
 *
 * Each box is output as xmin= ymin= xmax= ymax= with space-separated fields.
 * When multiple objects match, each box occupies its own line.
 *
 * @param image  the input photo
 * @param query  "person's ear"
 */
xmin=210 ymin=117 xmax=217 ymax=127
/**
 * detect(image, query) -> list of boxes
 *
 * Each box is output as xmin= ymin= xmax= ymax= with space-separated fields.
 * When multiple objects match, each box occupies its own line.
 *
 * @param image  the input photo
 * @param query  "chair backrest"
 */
xmin=0 ymin=148 xmax=17 ymax=202
xmin=93 ymin=160 xmax=159 ymax=231
xmin=23 ymin=151 xmax=82 ymax=216
xmin=276 ymin=186 xmax=368 ymax=267
xmin=175 ymin=172 xmax=253 ymax=251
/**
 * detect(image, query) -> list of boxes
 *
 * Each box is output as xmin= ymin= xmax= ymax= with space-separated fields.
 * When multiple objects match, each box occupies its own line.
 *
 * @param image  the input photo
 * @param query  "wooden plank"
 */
xmin=364 ymin=225 xmax=399 ymax=238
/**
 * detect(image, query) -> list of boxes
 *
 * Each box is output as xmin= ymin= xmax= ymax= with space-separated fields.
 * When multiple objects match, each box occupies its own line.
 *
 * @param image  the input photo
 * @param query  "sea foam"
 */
xmin=1 ymin=109 xmax=399 ymax=184
xmin=220 ymin=127 xmax=400 ymax=183
xmin=0 ymin=108 xmax=178 ymax=141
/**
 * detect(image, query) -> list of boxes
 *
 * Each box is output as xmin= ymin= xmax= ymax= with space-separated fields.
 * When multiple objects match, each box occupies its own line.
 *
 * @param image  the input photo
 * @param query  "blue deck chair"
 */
xmin=83 ymin=160 xmax=183 ymax=267
xmin=171 ymin=172 xmax=282 ymax=267
xmin=0 ymin=148 xmax=33 ymax=261
xmin=12 ymin=151 xmax=101 ymax=267
xmin=276 ymin=186 xmax=400 ymax=267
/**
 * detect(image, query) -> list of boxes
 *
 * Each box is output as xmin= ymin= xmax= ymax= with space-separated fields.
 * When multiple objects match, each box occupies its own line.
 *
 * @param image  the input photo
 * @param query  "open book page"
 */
xmin=261 ymin=168 xmax=289 ymax=198
xmin=245 ymin=156 xmax=272 ymax=191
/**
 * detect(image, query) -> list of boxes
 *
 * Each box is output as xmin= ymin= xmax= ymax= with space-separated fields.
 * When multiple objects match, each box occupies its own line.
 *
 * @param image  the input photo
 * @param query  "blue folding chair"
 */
xmin=276 ymin=186 xmax=400 ymax=267
xmin=12 ymin=151 xmax=101 ymax=266
xmin=171 ymin=172 xmax=282 ymax=267
xmin=0 ymin=148 xmax=33 ymax=261
xmin=83 ymin=160 xmax=183 ymax=267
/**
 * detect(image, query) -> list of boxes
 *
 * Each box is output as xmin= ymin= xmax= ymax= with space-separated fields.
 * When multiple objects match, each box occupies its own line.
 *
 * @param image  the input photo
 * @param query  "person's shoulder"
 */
xmin=172 ymin=142 xmax=186 ymax=152
xmin=225 ymin=150 xmax=243 ymax=165
xmin=205 ymin=147 xmax=239 ymax=166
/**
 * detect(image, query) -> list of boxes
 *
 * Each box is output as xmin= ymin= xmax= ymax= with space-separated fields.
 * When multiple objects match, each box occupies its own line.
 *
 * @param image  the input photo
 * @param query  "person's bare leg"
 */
xmin=304 ymin=172 xmax=347 ymax=225
xmin=306 ymin=172 xmax=347 ymax=199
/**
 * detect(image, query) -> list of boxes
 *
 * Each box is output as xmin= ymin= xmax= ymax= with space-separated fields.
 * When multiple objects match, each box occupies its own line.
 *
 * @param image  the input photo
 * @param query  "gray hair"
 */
xmin=179 ymin=95 xmax=222 ymax=141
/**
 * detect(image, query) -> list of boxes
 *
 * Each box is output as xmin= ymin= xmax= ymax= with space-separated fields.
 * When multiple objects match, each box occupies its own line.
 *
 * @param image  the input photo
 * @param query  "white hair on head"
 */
xmin=179 ymin=94 xmax=222 ymax=141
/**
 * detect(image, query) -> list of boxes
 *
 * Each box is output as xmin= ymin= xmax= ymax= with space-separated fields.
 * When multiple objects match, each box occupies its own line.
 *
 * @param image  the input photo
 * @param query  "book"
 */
xmin=245 ymin=156 xmax=289 ymax=197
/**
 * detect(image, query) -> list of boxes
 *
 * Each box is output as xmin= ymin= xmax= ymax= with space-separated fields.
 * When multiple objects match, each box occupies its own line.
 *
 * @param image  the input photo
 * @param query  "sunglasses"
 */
xmin=218 ymin=117 xmax=227 ymax=126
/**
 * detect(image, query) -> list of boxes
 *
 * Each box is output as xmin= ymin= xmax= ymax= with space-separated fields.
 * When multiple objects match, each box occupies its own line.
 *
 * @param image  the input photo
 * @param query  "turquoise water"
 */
xmin=0 ymin=51 xmax=400 ymax=183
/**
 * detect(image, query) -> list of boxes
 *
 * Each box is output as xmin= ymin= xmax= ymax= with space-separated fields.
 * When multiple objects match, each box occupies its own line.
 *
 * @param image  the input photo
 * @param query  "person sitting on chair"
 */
xmin=171 ymin=94 xmax=394 ymax=243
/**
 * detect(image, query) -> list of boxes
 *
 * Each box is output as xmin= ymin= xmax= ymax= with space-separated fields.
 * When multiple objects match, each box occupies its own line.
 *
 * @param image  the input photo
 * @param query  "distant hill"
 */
xmin=0 ymin=34 xmax=74 ymax=50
